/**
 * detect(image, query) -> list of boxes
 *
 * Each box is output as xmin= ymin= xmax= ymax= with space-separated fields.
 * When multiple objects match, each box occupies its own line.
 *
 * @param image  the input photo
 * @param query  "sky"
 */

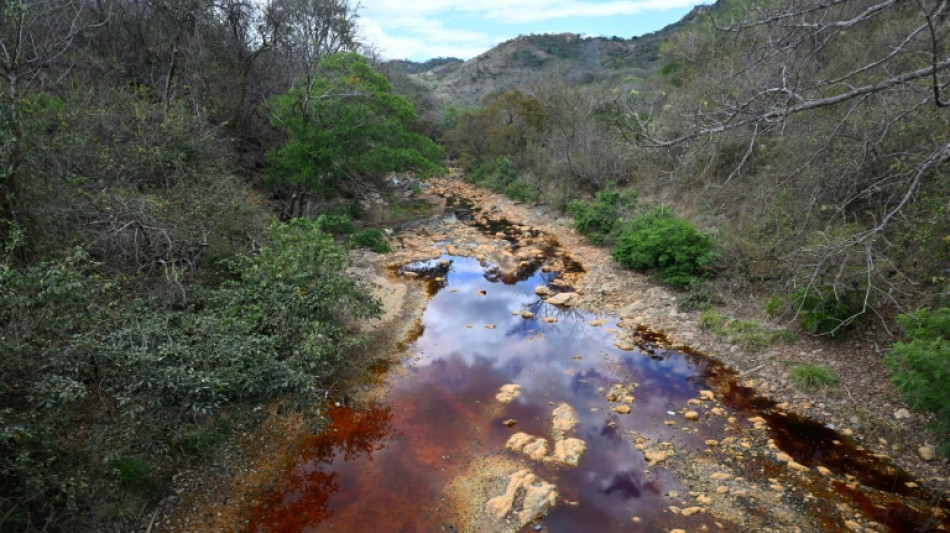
xmin=358 ymin=1 xmax=702 ymax=62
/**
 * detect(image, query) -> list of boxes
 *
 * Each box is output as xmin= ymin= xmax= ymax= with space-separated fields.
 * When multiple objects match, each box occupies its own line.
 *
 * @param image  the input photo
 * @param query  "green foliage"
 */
xmin=788 ymin=364 xmax=838 ymax=392
xmin=108 ymin=455 xmax=154 ymax=491
xmin=464 ymin=156 xmax=518 ymax=193
xmin=503 ymin=180 xmax=538 ymax=203
xmin=885 ymin=307 xmax=950 ymax=455
xmin=789 ymin=286 xmax=863 ymax=337
xmin=0 ymin=220 xmax=381 ymax=527
xmin=267 ymin=53 xmax=445 ymax=199
xmin=611 ymin=207 xmax=718 ymax=288
xmin=676 ymin=280 xmax=721 ymax=312
xmin=699 ymin=311 xmax=793 ymax=351
xmin=316 ymin=214 xmax=355 ymax=236
xmin=351 ymin=228 xmax=391 ymax=253
xmin=568 ymin=187 xmax=638 ymax=245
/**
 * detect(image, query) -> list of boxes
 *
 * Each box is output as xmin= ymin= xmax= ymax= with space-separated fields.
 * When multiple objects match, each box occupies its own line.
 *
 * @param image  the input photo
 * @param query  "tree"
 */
xmin=267 ymin=52 xmax=444 ymax=215
xmin=0 ymin=0 xmax=103 ymax=232
xmin=618 ymin=0 xmax=950 ymax=330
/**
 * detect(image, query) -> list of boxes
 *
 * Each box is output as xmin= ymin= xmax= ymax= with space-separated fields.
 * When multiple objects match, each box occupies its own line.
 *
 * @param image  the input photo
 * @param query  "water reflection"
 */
xmin=248 ymin=253 xmax=948 ymax=533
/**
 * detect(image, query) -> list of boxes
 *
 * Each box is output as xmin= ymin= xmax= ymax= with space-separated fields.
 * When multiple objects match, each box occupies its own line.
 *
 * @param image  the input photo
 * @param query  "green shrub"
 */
xmin=503 ymin=180 xmax=538 ymax=203
xmin=568 ymin=187 xmax=638 ymax=245
xmin=108 ymin=455 xmax=154 ymax=491
xmin=315 ymin=214 xmax=355 ymax=236
xmin=677 ymin=280 xmax=721 ymax=312
xmin=465 ymin=156 xmax=517 ymax=192
xmin=0 ymin=220 xmax=382 ymax=527
xmin=611 ymin=207 xmax=718 ymax=288
xmin=351 ymin=228 xmax=391 ymax=253
xmin=789 ymin=364 xmax=838 ymax=392
xmin=790 ymin=285 xmax=863 ymax=337
xmin=699 ymin=310 xmax=793 ymax=350
xmin=885 ymin=307 xmax=950 ymax=455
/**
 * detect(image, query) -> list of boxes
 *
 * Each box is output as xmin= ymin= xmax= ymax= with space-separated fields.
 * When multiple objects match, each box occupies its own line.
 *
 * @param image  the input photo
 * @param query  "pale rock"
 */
xmin=534 ymin=285 xmax=553 ymax=296
xmin=541 ymin=317 xmax=558 ymax=324
xmin=551 ymin=403 xmax=579 ymax=438
xmin=699 ymin=390 xmax=716 ymax=401
xmin=496 ymin=384 xmax=523 ymax=403
xmin=787 ymin=459 xmax=809 ymax=472
xmin=817 ymin=466 xmax=832 ymax=476
xmin=521 ymin=311 xmax=534 ymax=319
xmin=919 ymin=445 xmax=936 ymax=461
xmin=894 ymin=408 xmax=912 ymax=420
xmin=522 ymin=438 xmax=549 ymax=461
xmin=545 ymin=438 xmax=587 ymax=467
xmin=644 ymin=451 xmax=668 ymax=464
xmin=505 ymin=432 xmax=535 ymax=453
xmin=485 ymin=469 xmax=558 ymax=526
xmin=684 ymin=411 xmax=700 ymax=421
xmin=681 ymin=507 xmax=703 ymax=516
xmin=612 ymin=405 xmax=632 ymax=415
xmin=546 ymin=292 xmax=578 ymax=307
xmin=588 ymin=318 xmax=607 ymax=327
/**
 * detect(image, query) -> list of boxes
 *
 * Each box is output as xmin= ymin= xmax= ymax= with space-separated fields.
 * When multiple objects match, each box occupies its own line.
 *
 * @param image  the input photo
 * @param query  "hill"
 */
xmin=386 ymin=7 xmax=708 ymax=107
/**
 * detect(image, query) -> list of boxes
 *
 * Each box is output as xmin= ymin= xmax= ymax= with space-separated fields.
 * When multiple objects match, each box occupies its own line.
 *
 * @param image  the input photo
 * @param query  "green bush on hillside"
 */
xmin=789 ymin=285 xmax=863 ymax=337
xmin=503 ymin=180 xmax=538 ymax=203
xmin=0 ymin=219 xmax=380 ymax=528
xmin=885 ymin=307 xmax=950 ymax=455
xmin=351 ymin=228 xmax=391 ymax=253
xmin=611 ymin=207 xmax=718 ymax=288
xmin=315 ymin=214 xmax=356 ymax=236
xmin=465 ymin=156 xmax=518 ymax=193
xmin=568 ymin=187 xmax=638 ymax=245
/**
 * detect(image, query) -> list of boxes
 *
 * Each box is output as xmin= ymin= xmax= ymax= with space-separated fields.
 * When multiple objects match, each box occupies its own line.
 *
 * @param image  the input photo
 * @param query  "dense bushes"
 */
xmin=0 ymin=220 xmax=381 ymax=529
xmin=568 ymin=187 xmax=638 ymax=245
xmin=885 ymin=307 xmax=950 ymax=455
xmin=612 ymin=207 xmax=718 ymax=288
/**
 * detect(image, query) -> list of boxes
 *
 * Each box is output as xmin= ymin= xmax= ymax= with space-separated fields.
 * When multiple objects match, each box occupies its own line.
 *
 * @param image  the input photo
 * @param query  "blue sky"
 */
xmin=359 ymin=1 xmax=703 ymax=62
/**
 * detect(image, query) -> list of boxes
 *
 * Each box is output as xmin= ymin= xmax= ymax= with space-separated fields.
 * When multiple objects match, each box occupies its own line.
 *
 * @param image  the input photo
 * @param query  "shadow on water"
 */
xmin=248 ymin=250 xmax=949 ymax=533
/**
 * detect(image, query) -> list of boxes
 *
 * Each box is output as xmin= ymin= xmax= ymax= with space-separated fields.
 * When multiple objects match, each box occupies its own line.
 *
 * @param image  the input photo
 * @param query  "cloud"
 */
xmin=359 ymin=0 xmax=699 ymax=60
xmin=359 ymin=16 xmax=495 ymax=60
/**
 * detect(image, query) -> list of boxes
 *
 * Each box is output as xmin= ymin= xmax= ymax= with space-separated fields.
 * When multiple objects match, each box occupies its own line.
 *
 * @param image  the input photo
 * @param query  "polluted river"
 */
xmin=161 ymin=179 xmax=950 ymax=533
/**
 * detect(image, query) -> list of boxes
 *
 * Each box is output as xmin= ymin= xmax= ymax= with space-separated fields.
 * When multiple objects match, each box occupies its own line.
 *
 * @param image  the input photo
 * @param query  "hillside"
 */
xmin=387 ymin=7 xmax=707 ymax=107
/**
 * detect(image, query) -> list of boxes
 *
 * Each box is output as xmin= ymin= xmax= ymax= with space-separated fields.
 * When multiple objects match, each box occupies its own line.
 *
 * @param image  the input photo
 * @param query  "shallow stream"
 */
xmin=245 ymin=218 xmax=949 ymax=532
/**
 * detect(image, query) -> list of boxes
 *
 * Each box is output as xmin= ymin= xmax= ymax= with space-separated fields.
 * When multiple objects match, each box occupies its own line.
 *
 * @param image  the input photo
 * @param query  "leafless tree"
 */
xmin=0 ymin=0 xmax=106 ymax=222
xmin=618 ymin=0 xmax=950 ymax=331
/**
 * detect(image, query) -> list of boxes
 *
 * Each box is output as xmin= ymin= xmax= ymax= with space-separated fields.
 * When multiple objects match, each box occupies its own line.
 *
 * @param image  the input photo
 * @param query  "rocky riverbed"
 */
xmin=150 ymin=177 xmax=949 ymax=533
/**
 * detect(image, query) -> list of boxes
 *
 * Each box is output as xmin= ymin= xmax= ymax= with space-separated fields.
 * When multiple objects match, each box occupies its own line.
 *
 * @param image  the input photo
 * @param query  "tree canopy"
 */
xmin=267 ymin=52 xmax=444 ymax=203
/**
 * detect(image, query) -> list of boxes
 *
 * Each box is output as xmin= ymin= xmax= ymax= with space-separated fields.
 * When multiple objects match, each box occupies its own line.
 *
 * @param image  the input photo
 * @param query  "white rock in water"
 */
xmin=496 ymin=383 xmax=522 ymax=403
xmin=485 ymin=470 xmax=558 ymax=526
xmin=551 ymin=403 xmax=579 ymax=438
xmin=534 ymin=285 xmax=552 ymax=296
xmin=546 ymin=292 xmax=578 ymax=306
